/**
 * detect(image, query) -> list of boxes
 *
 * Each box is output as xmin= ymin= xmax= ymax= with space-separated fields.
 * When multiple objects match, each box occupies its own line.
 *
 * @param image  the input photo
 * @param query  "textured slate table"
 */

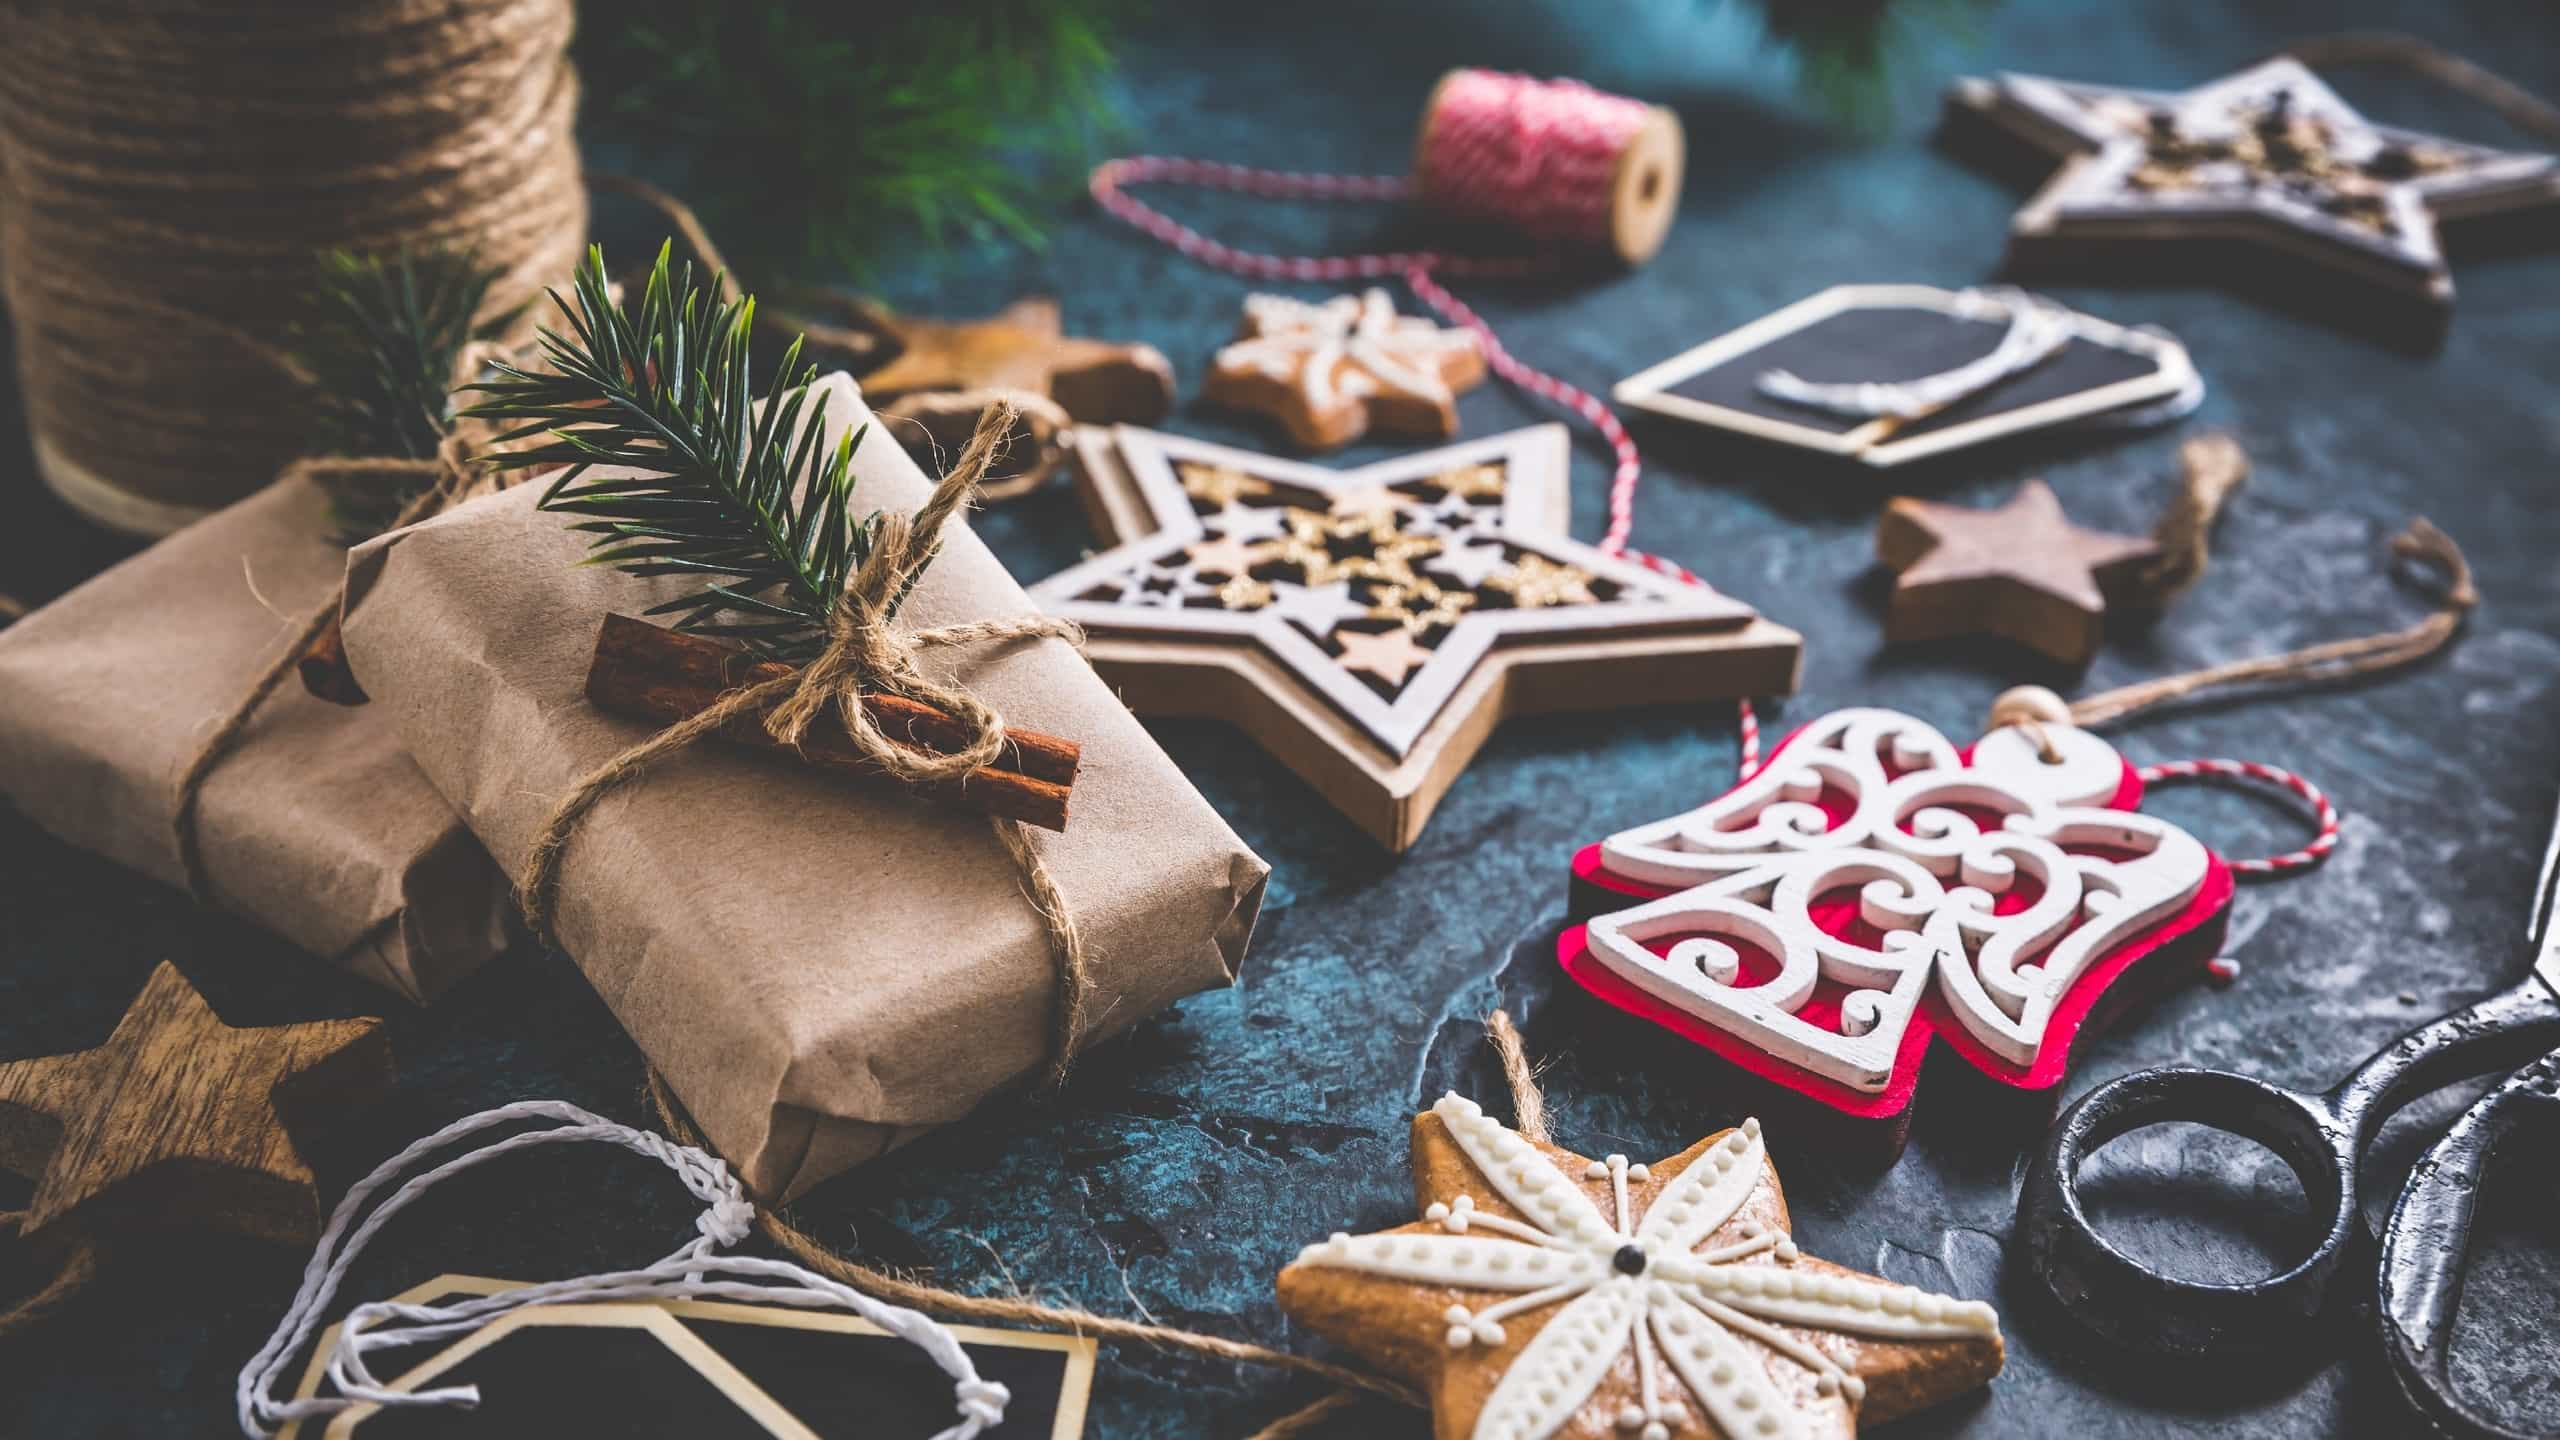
xmin=4 ymin=2 xmax=2557 ymax=1435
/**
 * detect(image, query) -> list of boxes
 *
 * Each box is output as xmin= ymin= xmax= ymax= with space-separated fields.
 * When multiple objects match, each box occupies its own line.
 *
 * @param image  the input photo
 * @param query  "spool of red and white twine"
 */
xmin=1089 ymin=68 xmax=2334 ymax=889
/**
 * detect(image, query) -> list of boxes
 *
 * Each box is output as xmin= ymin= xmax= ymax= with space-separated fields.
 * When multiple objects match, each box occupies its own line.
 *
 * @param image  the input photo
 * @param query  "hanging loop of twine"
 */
xmin=1990 ymin=514 xmax=2471 ymax=754
xmin=519 ymin=405 xmax=1094 ymax=1089
xmin=0 ymin=1211 xmax=98 ymax=1341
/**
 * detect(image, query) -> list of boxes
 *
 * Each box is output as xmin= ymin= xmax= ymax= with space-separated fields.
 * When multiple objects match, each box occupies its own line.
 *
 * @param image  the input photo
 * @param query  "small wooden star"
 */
xmin=1875 ymin=480 xmax=2158 ymax=666
xmin=1278 ymin=1096 xmax=2004 ymax=1439
xmin=1335 ymin=627 xmax=1438 ymax=686
xmin=0 ymin=962 xmax=392 ymax=1244
xmin=857 ymin=296 xmax=1175 ymax=423
xmin=1186 ymin=533 xmax=1266 ymax=577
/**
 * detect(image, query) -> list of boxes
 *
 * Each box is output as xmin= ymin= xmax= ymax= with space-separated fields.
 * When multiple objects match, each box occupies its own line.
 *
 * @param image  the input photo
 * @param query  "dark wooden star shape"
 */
xmin=855 ymin=296 xmax=1175 ymax=424
xmin=0 ymin=962 xmax=391 ymax=1244
xmin=1949 ymin=57 xmax=2560 ymax=315
xmin=1875 ymin=480 xmax=2158 ymax=666
xmin=1278 ymin=1096 xmax=2004 ymax=1439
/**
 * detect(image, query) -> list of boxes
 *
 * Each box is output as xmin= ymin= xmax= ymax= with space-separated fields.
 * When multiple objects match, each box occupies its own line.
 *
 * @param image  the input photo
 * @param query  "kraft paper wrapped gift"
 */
xmin=339 ymin=373 xmax=1269 ymax=1200
xmin=0 ymin=472 xmax=514 ymax=1003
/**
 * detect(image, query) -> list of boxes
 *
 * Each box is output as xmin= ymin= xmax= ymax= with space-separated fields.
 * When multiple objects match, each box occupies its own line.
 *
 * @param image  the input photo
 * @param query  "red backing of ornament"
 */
xmin=1556 ymin=721 xmax=2237 ymax=1131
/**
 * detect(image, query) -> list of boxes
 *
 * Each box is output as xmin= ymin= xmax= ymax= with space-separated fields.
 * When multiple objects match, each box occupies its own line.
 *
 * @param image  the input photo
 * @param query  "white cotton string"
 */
xmin=1755 ymin=287 xmax=2199 ymax=429
xmin=234 ymin=1099 xmax=1007 ymax=1440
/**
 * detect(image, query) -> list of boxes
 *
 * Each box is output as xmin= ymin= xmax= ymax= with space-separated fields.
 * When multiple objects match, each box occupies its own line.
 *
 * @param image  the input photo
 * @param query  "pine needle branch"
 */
xmin=463 ymin=241 xmax=900 ymax=662
xmin=289 ymin=248 xmax=510 ymax=537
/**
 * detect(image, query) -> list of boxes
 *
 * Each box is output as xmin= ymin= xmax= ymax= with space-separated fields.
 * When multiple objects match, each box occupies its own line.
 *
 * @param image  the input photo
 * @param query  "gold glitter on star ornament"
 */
xmin=1486 ymin=554 xmax=1603 ymax=608
xmin=1278 ymin=1096 xmax=2005 ymax=1440
xmin=1034 ymin=425 xmax=1799 ymax=850
xmin=1948 ymin=56 xmax=2560 ymax=327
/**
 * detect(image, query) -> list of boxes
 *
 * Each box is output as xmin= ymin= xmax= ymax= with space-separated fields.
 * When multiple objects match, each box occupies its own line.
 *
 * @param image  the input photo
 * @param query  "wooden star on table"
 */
xmin=855 ymin=296 xmax=1176 ymax=423
xmin=1874 ymin=480 xmax=2159 ymax=667
xmin=0 ymin=962 xmax=391 ymax=1244
xmin=1947 ymin=57 xmax=2560 ymax=320
xmin=1278 ymin=1095 xmax=2005 ymax=1440
xmin=1035 ymin=426 xmax=1801 ymax=851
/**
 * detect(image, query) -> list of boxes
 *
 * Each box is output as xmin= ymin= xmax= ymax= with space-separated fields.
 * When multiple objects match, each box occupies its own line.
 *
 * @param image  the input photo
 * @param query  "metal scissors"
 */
xmin=2019 ymin=786 xmax=2560 ymax=1439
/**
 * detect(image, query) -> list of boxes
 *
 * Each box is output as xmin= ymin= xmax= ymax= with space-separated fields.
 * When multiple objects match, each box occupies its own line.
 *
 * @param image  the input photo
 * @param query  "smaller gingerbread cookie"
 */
xmin=1278 ymin=1094 xmax=2004 ymax=1439
xmin=1204 ymin=288 xmax=1487 ymax=450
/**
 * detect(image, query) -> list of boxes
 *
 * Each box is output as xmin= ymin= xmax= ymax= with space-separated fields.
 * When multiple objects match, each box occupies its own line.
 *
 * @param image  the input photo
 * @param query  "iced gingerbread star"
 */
xmin=1206 ymin=288 xmax=1487 ymax=449
xmin=1279 ymin=1095 xmax=2003 ymax=1440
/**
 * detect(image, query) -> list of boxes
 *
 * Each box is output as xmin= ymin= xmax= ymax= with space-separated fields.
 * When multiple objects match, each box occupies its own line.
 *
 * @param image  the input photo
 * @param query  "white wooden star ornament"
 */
xmin=1277 ymin=1095 xmax=2005 ymax=1439
xmin=1034 ymin=425 xmax=1801 ymax=851
xmin=1948 ymin=57 xmax=2560 ymax=325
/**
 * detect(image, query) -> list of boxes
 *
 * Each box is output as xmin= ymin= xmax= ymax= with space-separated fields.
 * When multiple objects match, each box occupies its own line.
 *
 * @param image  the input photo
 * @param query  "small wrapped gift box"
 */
xmin=340 ymin=373 xmax=1269 ymax=1200
xmin=0 ymin=473 xmax=513 ymax=1003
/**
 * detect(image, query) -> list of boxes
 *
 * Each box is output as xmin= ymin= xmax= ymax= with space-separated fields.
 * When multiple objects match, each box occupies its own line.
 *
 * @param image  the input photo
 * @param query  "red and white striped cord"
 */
xmin=1088 ymin=157 xmax=1645 ymax=556
xmin=2135 ymin=758 xmax=2340 ymax=878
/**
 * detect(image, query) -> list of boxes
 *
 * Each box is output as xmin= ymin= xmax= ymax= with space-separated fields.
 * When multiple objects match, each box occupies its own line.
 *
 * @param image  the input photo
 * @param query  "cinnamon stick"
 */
xmin=582 ymin=613 xmax=1078 ymax=830
xmin=296 ymin=614 xmax=369 ymax=705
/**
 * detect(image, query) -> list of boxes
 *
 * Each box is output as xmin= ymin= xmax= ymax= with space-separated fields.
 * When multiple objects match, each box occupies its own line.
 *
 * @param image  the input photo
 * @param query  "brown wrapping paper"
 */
xmin=0 ymin=473 xmax=514 ymax=1004
xmin=339 ymin=374 xmax=1269 ymax=1200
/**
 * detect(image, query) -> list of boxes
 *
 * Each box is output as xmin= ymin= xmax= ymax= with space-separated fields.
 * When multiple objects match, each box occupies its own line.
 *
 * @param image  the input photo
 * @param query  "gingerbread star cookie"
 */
xmin=1205 ymin=288 xmax=1487 ymax=449
xmin=1279 ymin=1096 xmax=2003 ymax=1440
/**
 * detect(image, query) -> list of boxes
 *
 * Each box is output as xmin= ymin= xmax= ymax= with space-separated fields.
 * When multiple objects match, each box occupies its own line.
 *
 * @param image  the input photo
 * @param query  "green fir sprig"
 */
xmin=464 ymin=242 xmax=906 ymax=662
xmin=288 ymin=248 xmax=511 ymax=537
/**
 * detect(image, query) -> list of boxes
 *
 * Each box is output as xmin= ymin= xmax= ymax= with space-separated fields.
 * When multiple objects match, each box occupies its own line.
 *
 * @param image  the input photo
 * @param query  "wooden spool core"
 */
xmin=1412 ymin=71 xmax=1686 ymax=268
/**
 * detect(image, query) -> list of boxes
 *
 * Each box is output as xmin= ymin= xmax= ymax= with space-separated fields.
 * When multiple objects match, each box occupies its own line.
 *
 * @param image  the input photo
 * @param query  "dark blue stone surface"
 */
xmin=4 ymin=2 xmax=2557 ymax=1435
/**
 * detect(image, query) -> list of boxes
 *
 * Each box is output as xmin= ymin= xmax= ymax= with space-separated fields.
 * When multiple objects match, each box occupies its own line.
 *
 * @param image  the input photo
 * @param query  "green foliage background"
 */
xmin=576 ymin=0 xmax=1136 ymax=281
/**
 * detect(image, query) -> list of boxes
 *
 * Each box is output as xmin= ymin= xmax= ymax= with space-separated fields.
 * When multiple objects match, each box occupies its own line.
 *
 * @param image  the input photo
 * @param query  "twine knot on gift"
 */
xmin=516 ymin=407 xmax=1098 ymax=1090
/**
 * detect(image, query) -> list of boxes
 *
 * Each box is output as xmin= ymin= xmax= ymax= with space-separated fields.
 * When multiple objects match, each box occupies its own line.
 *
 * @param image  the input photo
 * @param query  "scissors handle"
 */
xmin=2018 ymin=980 xmax=2560 ymax=1359
xmin=2377 ymin=1049 xmax=2560 ymax=1440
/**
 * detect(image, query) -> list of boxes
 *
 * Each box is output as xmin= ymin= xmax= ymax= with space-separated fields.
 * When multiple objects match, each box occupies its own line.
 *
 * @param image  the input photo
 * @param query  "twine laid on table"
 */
xmin=519 ymin=407 xmax=1097 ymax=1091
xmin=643 ymin=1013 xmax=1558 ymax=1437
xmin=1986 ymin=504 xmax=2474 ymax=879
xmin=0 ymin=1210 xmax=97 ymax=1340
xmin=0 ymin=0 xmax=586 ymax=531
xmin=642 ymin=1011 xmax=1558 ymax=1437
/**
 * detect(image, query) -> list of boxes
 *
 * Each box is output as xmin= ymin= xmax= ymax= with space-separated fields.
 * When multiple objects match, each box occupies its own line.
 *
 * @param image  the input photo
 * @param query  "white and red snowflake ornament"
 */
xmin=1559 ymin=708 xmax=2234 ymax=1132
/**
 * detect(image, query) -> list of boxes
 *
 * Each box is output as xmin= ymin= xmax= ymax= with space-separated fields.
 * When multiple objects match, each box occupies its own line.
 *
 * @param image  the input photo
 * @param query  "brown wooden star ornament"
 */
xmin=1875 ymin=480 xmax=2158 ymax=666
xmin=854 ymin=296 xmax=1176 ymax=423
xmin=0 ymin=963 xmax=391 ymax=1244
xmin=1032 ymin=425 xmax=1801 ymax=851
xmin=1279 ymin=1095 xmax=2004 ymax=1440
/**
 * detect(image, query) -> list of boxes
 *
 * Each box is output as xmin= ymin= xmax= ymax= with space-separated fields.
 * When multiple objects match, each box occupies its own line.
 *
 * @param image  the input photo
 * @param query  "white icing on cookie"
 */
xmin=1292 ymin=1098 xmax=2000 ymax=1438
xmin=1217 ymin=289 xmax=1480 ymax=420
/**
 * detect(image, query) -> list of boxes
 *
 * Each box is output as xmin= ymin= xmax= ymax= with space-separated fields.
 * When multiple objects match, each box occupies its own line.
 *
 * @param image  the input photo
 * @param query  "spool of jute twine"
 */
xmin=0 ymin=0 xmax=586 ymax=535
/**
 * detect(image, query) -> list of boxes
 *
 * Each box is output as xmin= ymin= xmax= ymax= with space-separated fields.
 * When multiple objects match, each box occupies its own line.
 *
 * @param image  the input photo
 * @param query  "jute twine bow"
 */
xmin=641 ymin=1014 xmax=1585 ymax=1439
xmin=519 ymin=405 xmax=1097 ymax=1090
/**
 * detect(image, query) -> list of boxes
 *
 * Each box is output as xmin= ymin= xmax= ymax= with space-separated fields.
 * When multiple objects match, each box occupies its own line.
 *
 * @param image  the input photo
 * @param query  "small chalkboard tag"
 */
xmin=1611 ymin=284 xmax=2195 ymax=467
xmin=278 ymin=1275 xmax=1095 ymax=1439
